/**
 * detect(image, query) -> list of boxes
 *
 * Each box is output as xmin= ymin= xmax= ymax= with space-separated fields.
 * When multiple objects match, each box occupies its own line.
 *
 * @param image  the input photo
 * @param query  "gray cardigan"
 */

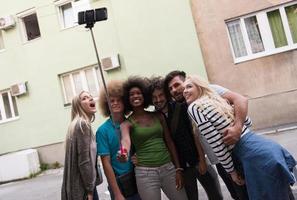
xmin=61 ymin=121 xmax=99 ymax=200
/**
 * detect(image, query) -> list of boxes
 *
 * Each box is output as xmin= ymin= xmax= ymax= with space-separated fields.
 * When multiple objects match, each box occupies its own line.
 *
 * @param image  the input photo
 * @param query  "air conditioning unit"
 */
xmin=10 ymin=82 xmax=27 ymax=96
xmin=0 ymin=149 xmax=40 ymax=182
xmin=101 ymin=54 xmax=121 ymax=71
xmin=0 ymin=15 xmax=16 ymax=30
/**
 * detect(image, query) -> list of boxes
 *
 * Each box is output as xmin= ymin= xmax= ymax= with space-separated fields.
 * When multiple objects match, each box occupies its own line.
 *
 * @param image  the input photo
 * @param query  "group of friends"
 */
xmin=61 ymin=70 xmax=297 ymax=200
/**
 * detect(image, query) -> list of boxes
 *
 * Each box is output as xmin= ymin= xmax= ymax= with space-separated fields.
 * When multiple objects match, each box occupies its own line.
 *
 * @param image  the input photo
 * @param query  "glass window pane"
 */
xmin=61 ymin=3 xmax=74 ymax=28
xmin=0 ymin=108 xmax=2 ymax=120
xmin=23 ymin=13 xmax=41 ymax=41
xmin=0 ymin=31 xmax=4 ymax=50
xmin=73 ymin=72 xmax=83 ymax=94
xmin=267 ymin=10 xmax=288 ymax=48
xmin=285 ymin=4 xmax=297 ymax=43
xmin=244 ymin=16 xmax=265 ymax=53
xmin=85 ymin=68 xmax=98 ymax=97
xmin=227 ymin=20 xmax=247 ymax=58
xmin=2 ymin=92 xmax=12 ymax=119
xmin=62 ymin=75 xmax=74 ymax=103
xmin=12 ymin=96 xmax=19 ymax=116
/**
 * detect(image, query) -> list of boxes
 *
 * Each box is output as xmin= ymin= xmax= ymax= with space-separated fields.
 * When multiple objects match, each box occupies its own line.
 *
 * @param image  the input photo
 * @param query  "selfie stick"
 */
xmin=78 ymin=9 xmax=125 ymax=154
xmin=89 ymin=28 xmax=125 ymax=154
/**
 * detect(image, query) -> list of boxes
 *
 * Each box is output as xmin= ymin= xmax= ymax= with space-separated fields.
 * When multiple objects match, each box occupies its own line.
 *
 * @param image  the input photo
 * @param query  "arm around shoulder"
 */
xmin=221 ymin=90 xmax=248 ymax=145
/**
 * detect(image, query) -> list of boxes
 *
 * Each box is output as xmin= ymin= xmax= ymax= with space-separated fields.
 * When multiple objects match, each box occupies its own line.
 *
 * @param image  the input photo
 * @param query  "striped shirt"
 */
xmin=187 ymin=98 xmax=252 ymax=173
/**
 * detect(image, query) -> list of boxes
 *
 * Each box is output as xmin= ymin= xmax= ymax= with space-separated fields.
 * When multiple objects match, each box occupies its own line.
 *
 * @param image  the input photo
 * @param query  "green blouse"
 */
xmin=129 ymin=115 xmax=171 ymax=167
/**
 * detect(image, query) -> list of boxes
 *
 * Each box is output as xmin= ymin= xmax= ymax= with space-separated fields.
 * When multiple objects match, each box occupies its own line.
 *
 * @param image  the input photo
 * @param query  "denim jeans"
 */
xmin=233 ymin=131 xmax=296 ymax=200
xmin=135 ymin=162 xmax=187 ymax=200
xmin=183 ymin=163 xmax=223 ymax=200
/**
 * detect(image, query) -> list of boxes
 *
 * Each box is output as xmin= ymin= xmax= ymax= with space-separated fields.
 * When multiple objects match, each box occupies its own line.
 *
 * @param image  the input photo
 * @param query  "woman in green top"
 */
xmin=120 ymin=76 xmax=188 ymax=200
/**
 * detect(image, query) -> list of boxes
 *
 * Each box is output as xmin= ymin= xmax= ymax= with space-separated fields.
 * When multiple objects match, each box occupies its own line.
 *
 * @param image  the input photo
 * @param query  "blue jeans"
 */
xmin=135 ymin=162 xmax=187 ymax=200
xmin=233 ymin=131 xmax=296 ymax=200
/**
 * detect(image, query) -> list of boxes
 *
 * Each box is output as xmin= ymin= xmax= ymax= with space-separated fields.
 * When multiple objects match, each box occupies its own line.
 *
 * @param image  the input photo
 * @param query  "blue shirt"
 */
xmin=96 ymin=118 xmax=133 ymax=176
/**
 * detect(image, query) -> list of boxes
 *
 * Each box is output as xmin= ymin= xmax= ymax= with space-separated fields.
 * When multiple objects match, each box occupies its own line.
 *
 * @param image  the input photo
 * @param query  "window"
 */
xmin=285 ymin=4 xmax=297 ymax=43
xmin=0 ymin=90 xmax=19 ymax=123
xmin=60 ymin=2 xmax=74 ymax=28
xmin=244 ymin=16 xmax=265 ymax=53
xmin=60 ymin=66 xmax=100 ymax=105
xmin=227 ymin=20 xmax=247 ymax=58
xmin=56 ymin=0 xmax=90 ymax=29
xmin=0 ymin=31 xmax=4 ymax=50
xmin=226 ymin=2 xmax=297 ymax=63
xmin=267 ymin=10 xmax=288 ymax=48
xmin=17 ymin=9 xmax=41 ymax=42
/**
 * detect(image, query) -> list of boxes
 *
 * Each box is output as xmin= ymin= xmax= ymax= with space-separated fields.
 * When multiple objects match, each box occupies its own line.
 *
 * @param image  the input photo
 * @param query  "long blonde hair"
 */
xmin=186 ymin=75 xmax=234 ymax=122
xmin=66 ymin=91 xmax=94 ymax=139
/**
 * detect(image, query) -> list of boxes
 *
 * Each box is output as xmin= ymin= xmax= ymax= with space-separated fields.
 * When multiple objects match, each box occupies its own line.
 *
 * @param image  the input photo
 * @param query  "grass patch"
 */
xmin=40 ymin=163 xmax=50 ymax=171
xmin=52 ymin=161 xmax=61 ymax=169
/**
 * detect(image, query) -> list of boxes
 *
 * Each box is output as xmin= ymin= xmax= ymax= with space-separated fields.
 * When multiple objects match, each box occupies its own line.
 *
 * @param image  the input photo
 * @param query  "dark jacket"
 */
xmin=167 ymin=101 xmax=199 ymax=168
xmin=61 ymin=120 xmax=99 ymax=200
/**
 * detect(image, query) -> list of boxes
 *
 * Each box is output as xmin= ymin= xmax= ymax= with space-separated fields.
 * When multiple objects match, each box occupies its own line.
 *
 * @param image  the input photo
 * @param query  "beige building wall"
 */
xmin=191 ymin=0 xmax=297 ymax=129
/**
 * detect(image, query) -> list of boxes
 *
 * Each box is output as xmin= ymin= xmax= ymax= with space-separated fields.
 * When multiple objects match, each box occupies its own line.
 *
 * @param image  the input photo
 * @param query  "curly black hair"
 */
xmin=163 ymin=70 xmax=186 ymax=100
xmin=149 ymin=76 xmax=165 ymax=95
xmin=123 ymin=76 xmax=150 ymax=113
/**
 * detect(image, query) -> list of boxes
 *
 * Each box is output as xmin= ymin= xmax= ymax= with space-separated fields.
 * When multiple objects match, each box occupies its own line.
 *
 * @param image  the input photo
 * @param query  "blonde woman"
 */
xmin=183 ymin=75 xmax=296 ymax=200
xmin=62 ymin=91 xmax=100 ymax=200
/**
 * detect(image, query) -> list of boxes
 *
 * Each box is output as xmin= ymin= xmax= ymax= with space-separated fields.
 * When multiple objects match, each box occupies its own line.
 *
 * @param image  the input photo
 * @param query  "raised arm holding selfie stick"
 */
xmin=78 ymin=8 xmax=127 ymax=158
xmin=77 ymin=9 xmax=141 ymax=200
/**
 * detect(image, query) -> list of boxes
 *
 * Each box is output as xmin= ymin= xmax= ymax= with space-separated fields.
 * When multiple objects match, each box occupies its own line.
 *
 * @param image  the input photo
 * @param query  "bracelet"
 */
xmin=175 ymin=168 xmax=184 ymax=172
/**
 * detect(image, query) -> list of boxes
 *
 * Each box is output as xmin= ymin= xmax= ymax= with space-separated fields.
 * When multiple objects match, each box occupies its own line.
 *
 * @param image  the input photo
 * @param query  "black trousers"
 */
xmin=84 ymin=187 xmax=99 ymax=200
xmin=216 ymin=163 xmax=249 ymax=200
xmin=93 ymin=187 xmax=99 ymax=200
xmin=183 ymin=164 xmax=223 ymax=200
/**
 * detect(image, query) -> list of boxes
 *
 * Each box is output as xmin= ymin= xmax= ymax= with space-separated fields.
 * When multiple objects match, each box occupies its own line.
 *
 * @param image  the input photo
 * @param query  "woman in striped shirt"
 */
xmin=183 ymin=75 xmax=296 ymax=200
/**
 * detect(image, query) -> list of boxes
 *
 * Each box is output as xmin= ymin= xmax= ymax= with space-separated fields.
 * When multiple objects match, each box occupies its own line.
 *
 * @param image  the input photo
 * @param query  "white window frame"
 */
xmin=0 ymin=30 xmax=5 ymax=52
xmin=226 ymin=1 xmax=297 ymax=63
xmin=55 ymin=0 xmax=90 ymax=29
xmin=0 ymin=89 xmax=19 ymax=124
xmin=16 ymin=8 xmax=41 ymax=43
xmin=60 ymin=66 xmax=100 ymax=105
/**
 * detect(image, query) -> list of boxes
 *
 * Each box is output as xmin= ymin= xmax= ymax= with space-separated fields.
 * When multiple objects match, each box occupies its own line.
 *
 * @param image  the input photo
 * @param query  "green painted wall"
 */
xmin=110 ymin=0 xmax=207 ymax=77
xmin=0 ymin=0 xmax=206 ymax=154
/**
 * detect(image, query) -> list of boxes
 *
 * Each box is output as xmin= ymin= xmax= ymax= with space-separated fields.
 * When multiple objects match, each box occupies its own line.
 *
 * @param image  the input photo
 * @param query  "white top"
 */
xmin=210 ymin=84 xmax=229 ymax=96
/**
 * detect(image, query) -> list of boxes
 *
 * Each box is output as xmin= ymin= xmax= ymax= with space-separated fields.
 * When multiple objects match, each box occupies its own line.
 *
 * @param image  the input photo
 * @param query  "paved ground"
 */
xmin=0 ymin=129 xmax=297 ymax=200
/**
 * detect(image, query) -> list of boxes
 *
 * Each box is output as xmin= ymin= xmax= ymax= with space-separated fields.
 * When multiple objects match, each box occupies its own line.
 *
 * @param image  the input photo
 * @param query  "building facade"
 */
xmin=0 ymin=0 xmax=207 ymax=164
xmin=191 ymin=0 xmax=297 ymax=129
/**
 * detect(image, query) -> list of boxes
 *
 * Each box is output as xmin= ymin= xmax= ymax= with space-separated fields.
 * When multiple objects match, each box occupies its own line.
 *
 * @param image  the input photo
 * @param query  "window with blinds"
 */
xmin=59 ymin=66 xmax=100 ymax=105
xmin=0 ymin=90 xmax=19 ymax=123
xmin=226 ymin=2 xmax=297 ymax=63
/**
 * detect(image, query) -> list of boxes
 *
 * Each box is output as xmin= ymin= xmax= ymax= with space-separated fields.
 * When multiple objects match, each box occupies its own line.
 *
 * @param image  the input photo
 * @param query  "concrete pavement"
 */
xmin=0 ymin=128 xmax=297 ymax=200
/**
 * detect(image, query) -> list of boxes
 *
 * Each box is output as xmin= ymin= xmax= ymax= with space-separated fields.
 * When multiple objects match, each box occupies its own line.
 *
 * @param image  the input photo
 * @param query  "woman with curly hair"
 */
xmin=120 ymin=76 xmax=188 ymax=200
xmin=183 ymin=75 xmax=296 ymax=200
